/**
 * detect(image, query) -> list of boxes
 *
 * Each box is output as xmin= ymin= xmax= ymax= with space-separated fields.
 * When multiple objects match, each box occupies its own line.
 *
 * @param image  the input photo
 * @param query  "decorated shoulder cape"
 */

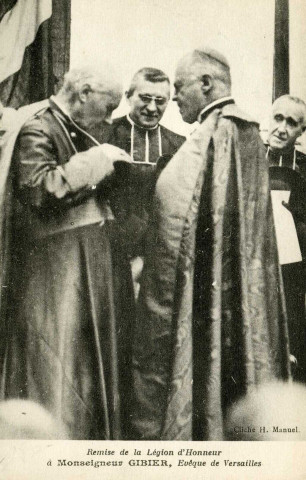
xmin=132 ymin=104 xmax=291 ymax=440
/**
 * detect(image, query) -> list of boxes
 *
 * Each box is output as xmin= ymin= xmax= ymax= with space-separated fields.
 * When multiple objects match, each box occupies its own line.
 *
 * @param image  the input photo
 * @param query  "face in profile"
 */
xmin=127 ymin=77 xmax=170 ymax=128
xmin=173 ymin=59 xmax=206 ymax=124
xmin=82 ymin=83 xmax=122 ymax=129
xmin=268 ymin=97 xmax=305 ymax=153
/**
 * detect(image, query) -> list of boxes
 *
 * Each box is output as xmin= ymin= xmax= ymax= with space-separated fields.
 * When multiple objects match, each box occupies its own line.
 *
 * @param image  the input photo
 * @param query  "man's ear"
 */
xmin=201 ymin=74 xmax=212 ymax=94
xmin=125 ymin=91 xmax=132 ymax=106
xmin=79 ymin=84 xmax=91 ymax=103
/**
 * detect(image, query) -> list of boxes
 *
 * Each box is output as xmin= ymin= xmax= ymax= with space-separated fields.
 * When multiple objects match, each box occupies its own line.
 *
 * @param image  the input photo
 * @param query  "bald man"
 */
xmin=131 ymin=48 xmax=291 ymax=441
xmin=0 ymin=65 xmax=134 ymax=440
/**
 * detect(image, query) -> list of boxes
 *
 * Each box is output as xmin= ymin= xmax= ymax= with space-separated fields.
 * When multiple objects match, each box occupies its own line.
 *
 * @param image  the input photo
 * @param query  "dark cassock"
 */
xmin=131 ymin=100 xmax=291 ymax=441
xmin=106 ymin=114 xmax=185 ymax=164
xmin=0 ymin=98 xmax=134 ymax=439
xmin=105 ymin=115 xmax=185 ymax=257
xmin=267 ymin=146 xmax=306 ymax=382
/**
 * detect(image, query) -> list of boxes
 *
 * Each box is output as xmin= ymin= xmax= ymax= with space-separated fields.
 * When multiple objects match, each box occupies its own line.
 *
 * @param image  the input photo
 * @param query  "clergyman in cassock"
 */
xmin=106 ymin=68 xmax=185 ymax=294
xmin=0 ymin=65 xmax=135 ymax=440
xmin=266 ymin=95 xmax=306 ymax=382
xmin=107 ymin=67 xmax=185 ymax=164
xmin=131 ymin=47 xmax=291 ymax=441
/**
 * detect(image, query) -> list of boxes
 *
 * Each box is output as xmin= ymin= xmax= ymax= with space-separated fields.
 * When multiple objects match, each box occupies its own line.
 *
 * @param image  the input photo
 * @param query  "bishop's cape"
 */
xmin=131 ymin=104 xmax=291 ymax=441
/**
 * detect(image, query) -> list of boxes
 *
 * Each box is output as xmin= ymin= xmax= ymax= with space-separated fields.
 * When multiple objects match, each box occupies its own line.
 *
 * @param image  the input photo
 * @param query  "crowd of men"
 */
xmin=0 ymin=47 xmax=305 ymax=440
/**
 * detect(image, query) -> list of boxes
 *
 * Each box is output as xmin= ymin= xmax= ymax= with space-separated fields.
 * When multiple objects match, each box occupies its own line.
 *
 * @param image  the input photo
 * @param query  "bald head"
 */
xmin=0 ymin=399 xmax=68 ymax=439
xmin=226 ymin=382 xmax=306 ymax=441
xmin=173 ymin=47 xmax=231 ymax=123
xmin=57 ymin=64 xmax=123 ymax=130
xmin=178 ymin=48 xmax=230 ymax=79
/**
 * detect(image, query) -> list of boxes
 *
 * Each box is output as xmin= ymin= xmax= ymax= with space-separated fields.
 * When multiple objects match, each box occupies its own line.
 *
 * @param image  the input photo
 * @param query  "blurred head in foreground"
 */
xmin=0 ymin=400 xmax=68 ymax=439
xmin=225 ymin=382 xmax=306 ymax=441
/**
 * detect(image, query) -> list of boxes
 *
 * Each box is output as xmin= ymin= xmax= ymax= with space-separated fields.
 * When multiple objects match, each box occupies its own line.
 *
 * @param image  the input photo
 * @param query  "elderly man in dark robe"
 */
xmin=266 ymin=95 xmax=306 ymax=382
xmin=0 ymin=65 xmax=135 ymax=440
xmin=131 ymin=48 xmax=291 ymax=441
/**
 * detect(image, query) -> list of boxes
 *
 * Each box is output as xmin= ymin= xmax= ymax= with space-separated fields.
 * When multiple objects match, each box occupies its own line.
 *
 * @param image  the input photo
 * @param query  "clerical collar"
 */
xmin=127 ymin=114 xmax=159 ymax=131
xmin=198 ymin=96 xmax=235 ymax=123
xmin=266 ymin=146 xmax=297 ymax=170
xmin=126 ymin=114 xmax=162 ymax=162
xmin=50 ymin=96 xmax=72 ymax=120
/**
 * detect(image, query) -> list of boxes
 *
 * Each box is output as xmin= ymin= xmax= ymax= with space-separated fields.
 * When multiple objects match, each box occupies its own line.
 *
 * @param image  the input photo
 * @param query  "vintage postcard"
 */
xmin=0 ymin=0 xmax=305 ymax=479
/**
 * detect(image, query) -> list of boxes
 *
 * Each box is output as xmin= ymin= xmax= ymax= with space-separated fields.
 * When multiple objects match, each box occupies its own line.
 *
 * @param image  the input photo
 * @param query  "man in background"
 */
xmin=107 ymin=67 xmax=184 ymax=163
xmin=106 ymin=68 xmax=185 ymax=295
xmin=1 ymin=65 xmax=134 ymax=440
xmin=267 ymin=95 xmax=306 ymax=382
xmin=132 ymin=47 xmax=291 ymax=440
xmin=267 ymin=95 xmax=306 ymax=176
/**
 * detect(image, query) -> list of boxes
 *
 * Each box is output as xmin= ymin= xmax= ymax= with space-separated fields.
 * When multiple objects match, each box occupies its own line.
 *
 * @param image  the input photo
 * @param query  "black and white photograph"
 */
xmin=0 ymin=0 xmax=305 ymax=478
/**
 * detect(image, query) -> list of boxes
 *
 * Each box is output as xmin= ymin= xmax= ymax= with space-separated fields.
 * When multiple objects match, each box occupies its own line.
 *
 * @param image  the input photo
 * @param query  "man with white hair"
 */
xmin=131 ymin=48 xmax=291 ymax=440
xmin=267 ymin=95 xmax=306 ymax=175
xmin=267 ymin=95 xmax=306 ymax=382
xmin=0 ymin=65 xmax=134 ymax=439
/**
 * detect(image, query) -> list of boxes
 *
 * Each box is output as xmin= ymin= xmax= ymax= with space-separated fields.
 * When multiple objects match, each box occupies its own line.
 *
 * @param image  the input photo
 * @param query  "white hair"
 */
xmin=60 ymin=64 xmax=122 ymax=102
xmin=273 ymin=94 xmax=306 ymax=127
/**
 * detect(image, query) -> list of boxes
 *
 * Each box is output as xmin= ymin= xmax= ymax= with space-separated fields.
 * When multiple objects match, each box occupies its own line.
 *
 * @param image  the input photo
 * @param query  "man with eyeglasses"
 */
xmin=0 ymin=65 xmax=135 ymax=440
xmin=107 ymin=67 xmax=184 ymax=164
xmin=105 ymin=68 xmax=184 ymax=296
xmin=266 ymin=95 xmax=306 ymax=382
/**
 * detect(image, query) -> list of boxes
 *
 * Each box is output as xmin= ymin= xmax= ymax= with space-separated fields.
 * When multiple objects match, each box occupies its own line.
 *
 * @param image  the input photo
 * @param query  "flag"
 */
xmin=0 ymin=0 xmax=70 ymax=108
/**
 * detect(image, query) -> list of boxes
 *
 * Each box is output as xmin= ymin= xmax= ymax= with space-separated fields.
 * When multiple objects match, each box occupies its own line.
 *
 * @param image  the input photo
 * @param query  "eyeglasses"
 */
xmin=139 ymin=94 xmax=168 ymax=106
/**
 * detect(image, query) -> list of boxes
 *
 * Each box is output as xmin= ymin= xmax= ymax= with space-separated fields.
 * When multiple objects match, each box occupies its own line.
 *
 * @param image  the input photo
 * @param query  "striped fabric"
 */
xmin=0 ymin=0 xmax=70 ymax=108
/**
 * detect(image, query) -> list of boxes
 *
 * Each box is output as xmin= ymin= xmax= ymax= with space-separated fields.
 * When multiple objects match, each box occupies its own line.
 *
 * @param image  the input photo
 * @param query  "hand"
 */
xmin=65 ymin=145 xmax=131 ymax=191
xmin=289 ymin=354 xmax=298 ymax=366
xmin=282 ymin=201 xmax=291 ymax=211
xmin=130 ymin=256 xmax=144 ymax=299
xmin=131 ymin=256 xmax=144 ymax=282
xmin=97 ymin=144 xmax=131 ymax=163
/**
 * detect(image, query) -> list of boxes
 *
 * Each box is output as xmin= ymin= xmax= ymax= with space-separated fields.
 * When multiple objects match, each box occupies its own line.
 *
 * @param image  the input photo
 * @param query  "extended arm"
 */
xmin=14 ymin=123 xmax=130 ymax=215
